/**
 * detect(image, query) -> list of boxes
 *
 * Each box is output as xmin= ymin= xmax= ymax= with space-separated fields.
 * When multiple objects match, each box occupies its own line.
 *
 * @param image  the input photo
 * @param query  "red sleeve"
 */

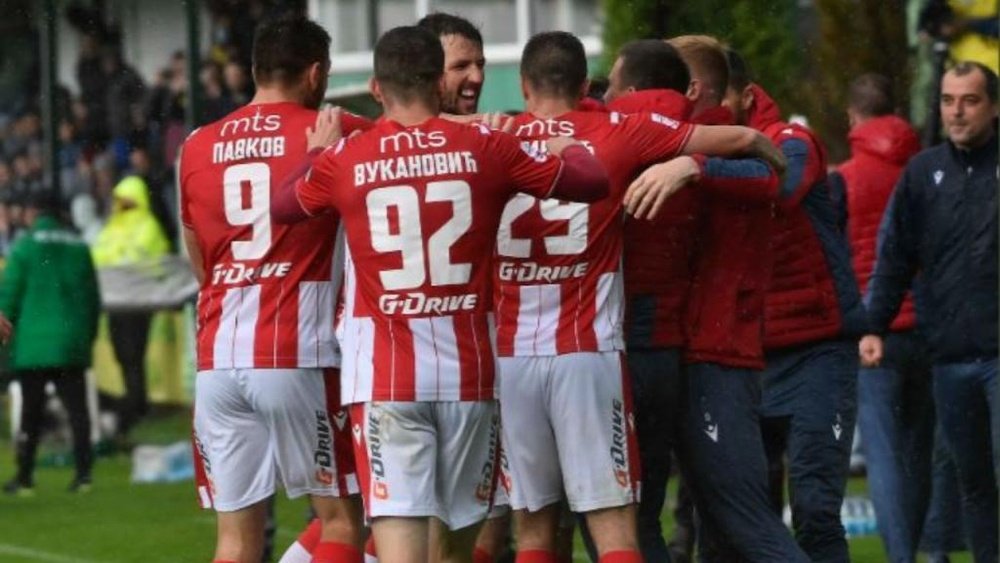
xmin=548 ymin=145 xmax=609 ymax=203
xmin=489 ymin=130 xmax=564 ymax=199
xmin=294 ymin=146 xmax=342 ymax=216
xmin=342 ymin=112 xmax=375 ymax=135
xmin=621 ymin=111 xmax=696 ymax=166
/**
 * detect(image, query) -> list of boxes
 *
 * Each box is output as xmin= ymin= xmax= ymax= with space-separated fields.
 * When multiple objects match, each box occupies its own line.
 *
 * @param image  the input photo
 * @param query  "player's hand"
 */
xmin=859 ymin=334 xmax=884 ymax=367
xmin=623 ymin=156 xmax=700 ymax=220
xmin=750 ymin=133 xmax=787 ymax=173
xmin=481 ymin=112 xmax=515 ymax=133
xmin=0 ymin=312 xmax=13 ymax=346
xmin=545 ymin=136 xmax=581 ymax=158
xmin=307 ymin=106 xmax=343 ymax=152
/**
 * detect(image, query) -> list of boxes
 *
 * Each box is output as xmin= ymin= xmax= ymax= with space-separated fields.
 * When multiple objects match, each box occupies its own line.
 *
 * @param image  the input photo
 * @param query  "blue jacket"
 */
xmin=867 ymin=134 xmax=998 ymax=363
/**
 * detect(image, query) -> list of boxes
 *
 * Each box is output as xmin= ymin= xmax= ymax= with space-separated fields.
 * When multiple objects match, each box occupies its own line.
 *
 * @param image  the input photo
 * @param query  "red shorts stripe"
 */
xmin=349 ymin=403 xmax=372 ymax=519
xmin=618 ymin=353 xmax=642 ymax=502
xmin=191 ymin=418 xmax=215 ymax=509
xmin=323 ymin=368 xmax=356 ymax=495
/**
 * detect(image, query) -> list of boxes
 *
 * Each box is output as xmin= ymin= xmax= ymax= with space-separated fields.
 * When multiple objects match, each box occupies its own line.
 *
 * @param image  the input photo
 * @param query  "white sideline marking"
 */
xmin=0 ymin=544 xmax=101 ymax=563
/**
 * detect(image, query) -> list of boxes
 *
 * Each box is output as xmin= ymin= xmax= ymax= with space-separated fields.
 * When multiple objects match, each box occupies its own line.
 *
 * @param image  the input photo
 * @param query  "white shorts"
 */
xmin=350 ymin=400 xmax=500 ymax=530
xmin=497 ymin=352 xmax=640 ymax=513
xmin=193 ymin=368 xmax=358 ymax=512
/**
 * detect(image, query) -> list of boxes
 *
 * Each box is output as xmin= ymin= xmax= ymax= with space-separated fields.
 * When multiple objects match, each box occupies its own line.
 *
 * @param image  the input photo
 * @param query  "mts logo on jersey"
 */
xmin=313 ymin=410 xmax=334 ymax=486
xmin=378 ymin=292 xmax=478 ymax=315
xmin=475 ymin=413 xmax=501 ymax=503
xmin=211 ymin=261 xmax=292 ymax=286
xmin=220 ymin=110 xmax=282 ymax=137
xmin=610 ymin=398 xmax=629 ymax=488
xmin=515 ymin=119 xmax=576 ymax=138
xmin=379 ymin=129 xmax=447 ymax=153
xmin=368 ymin=411 xmax=389 ymax=500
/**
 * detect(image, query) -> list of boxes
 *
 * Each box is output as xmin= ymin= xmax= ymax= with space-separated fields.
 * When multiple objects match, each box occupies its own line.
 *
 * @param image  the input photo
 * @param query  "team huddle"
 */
xmin=180 ymin=11 xmax=871 ymax=563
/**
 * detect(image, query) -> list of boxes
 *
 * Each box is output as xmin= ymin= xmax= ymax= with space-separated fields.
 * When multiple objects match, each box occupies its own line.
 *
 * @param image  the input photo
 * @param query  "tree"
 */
xmin=601 ymin=0 xmax=911 ymax=160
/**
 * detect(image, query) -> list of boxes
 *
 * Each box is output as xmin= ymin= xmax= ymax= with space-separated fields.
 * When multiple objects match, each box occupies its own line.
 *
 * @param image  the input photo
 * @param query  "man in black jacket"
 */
xmin=860 ymin=61 xmax=998 ymax=563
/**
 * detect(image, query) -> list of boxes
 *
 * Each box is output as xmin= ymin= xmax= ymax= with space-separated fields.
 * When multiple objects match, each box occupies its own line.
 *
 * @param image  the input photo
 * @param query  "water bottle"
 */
xmin=841 ymin=496 xmax=878 ymax=538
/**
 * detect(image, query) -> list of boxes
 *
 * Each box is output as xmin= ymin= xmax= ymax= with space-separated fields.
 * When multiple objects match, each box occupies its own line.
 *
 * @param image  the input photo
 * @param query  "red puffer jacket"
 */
xmin=837 ymin=115 xmax=921 ymax=332
xmin=749 ymin=85 xmax=867 ymax=350
xmin=682 ymin=105 xmax=777 ymax=370
xmin=608 ymin=89 xmax=698 ymax=349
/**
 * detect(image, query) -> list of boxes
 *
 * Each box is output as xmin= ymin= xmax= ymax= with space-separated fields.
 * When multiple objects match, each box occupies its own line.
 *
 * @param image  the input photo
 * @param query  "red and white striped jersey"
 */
xmin=179 ymin=102 xmax=371 ymax=371
xmin=294 ymin=117 xmax=564 ymax=403
xmin=494 ymin=110 xmax=694 ymax=357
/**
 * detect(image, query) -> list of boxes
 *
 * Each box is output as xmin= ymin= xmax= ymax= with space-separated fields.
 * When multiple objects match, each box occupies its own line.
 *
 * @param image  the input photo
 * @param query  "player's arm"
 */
xmin=772 ymin=130 xmax=824 ymax=208
xmin=492 ymin=130 xmax=608 ymax=202
xmin=683 ymin=124 xmax=786 ymax=173
xmin=624 ymin=154 xmax=778 ymax=220
xmin=273 ymin=108 xmax=348 ymax=223
xmin=545 ymin=137 xmax=610 ymax=202
xmin=182 ymin=227 xmax=206 ymax=285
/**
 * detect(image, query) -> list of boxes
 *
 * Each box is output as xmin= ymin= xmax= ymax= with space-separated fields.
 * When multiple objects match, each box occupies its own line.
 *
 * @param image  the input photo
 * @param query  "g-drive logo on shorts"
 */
xmin=313 ymin=411 xmax=334 ymax=486
xmin=367 ymin=411 xmax=389 ymax=500
xmin=610 ymin=399 xmax=629 ymax=488
xmin=475 ymin=413 xmax=501 ymax=503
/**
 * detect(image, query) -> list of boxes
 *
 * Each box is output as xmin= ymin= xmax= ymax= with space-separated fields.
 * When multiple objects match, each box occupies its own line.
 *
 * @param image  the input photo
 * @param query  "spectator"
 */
xmin=860 ymin=61 xmax=999 ymax=563
xmin=58 ymin=119 xmax=87 ymax=203
xmin=0 ymin=190 xmax=101 ymax=495
xmin=0 ymin=159 xmax=14 ymax=194
xmin=11 ymin=151 xmax=41 ymax=196
xmin=101 ymin=46 xmax=147 ymax=169
xmin=198 ymin=61 xmax=233 ymax=124
xmin=91 ymin=175 xmax=170 ymax=438
xmin=127 ymin=145 xmax=176 ymax=249
xmin=222 ymin=59 xmax=253 ymax=107
xmin=76 ymin=30 xmax=109 ymax=151
xmin=832 ymin=72 xmax=964 ymax=563
xmin=921 ymin=0 xmax=999 ymax=73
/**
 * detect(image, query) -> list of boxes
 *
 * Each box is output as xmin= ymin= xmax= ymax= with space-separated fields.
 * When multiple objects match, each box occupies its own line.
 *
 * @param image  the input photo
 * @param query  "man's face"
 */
xmin=721 ymin=85 xmax=750 ymax=126
xmin=440 ymin=34 xmax=485 ymax=115
xmin=941 ymin=69 xmax=998 ymax=149
xmin=603 ymin=57 xmax=628 ymax=105
xmin=303 ymin=60 xmax=331 ymax=110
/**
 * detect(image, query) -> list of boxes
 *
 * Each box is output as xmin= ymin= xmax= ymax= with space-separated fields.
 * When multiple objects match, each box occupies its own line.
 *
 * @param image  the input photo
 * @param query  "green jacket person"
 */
xmin=0 ymin=190 xmax=100 ymax=494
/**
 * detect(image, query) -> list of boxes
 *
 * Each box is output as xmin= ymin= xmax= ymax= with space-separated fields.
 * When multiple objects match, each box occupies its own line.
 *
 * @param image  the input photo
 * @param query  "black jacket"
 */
xmin=867 ymin=134 xmax=998 ymax=363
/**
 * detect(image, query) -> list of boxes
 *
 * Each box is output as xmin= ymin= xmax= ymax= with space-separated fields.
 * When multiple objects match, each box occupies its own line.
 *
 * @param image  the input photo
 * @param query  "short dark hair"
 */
xmin=849 ymin=73 xmax=894 ymax=117
xmin=667 ymin=35 xmax=728 ymax=105
xmin=617 ymin=39 xmax=690 ymax=93
xmin=724 ymin=48 xmax=753 ymax=91
xmin=252 ymin=14 xmax=330 ymax=86
xmin=521 ymin=31 xmax=588 ymax=99
xmin=416 ymin=12 xmax=483 ymax=46
xmin=24 ymin=189 xmax=61 ymax=215
xmin=949 ymin=61 xmax=998 ymax=104
xmin=374 ymin=26 xmax=444 ymax=105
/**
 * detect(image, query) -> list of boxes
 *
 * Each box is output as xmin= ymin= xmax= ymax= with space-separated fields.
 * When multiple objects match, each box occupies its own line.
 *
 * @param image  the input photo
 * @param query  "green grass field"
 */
xmin=0 ymin=407 xmax=973 ymax=562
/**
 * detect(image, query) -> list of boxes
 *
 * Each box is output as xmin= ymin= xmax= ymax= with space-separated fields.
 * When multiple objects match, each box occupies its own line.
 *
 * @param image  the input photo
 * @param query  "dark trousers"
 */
xmin=932 ymin=358 xmax=999 ymax=563
xmin=15 ymin=368 xmax=93 ymax=483
xmin=108 ymin=311 xmax=152 ymax=433
xmin=760 ymin=340 xmax=858 ymax=563
xmin=682 ymin=362 xmax=809 ymax=563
